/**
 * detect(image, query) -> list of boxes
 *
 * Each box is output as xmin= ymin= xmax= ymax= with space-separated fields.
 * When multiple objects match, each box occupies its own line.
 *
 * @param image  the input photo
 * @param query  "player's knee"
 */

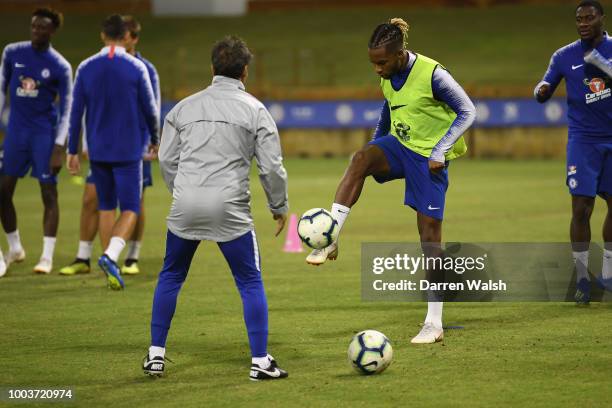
xmin=348 ymin=150 xmax=373 ymax=177
xmin=235 ymin=275 xmax=264 ymax=292
xmin=41 ymin=186 xmax=58 ymax=209
xmin=572 ymin=200 xmax=594 ymax=222
xmin=0 ymin=180 xmax=14 ymax=201
xmin=0 ymin=186 xmax=8 ymax=203
xmin=83 ymin=193 xmax=98 ymax=213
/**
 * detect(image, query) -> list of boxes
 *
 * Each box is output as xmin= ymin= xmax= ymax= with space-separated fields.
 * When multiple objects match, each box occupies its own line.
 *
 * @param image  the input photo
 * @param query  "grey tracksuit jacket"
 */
xmin=159 ymin=75 xmax=288 ymax=242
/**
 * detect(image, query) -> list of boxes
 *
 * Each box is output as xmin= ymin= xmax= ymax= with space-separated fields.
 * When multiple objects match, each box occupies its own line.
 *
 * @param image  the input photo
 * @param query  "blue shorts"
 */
xmin=87 ymin=160 xmax=152 ymax=188
xmin=89 ymin=160 xmax=142 ymax=213
xmin=566 ymin=141 xmax=612 ymax=198
xmin=2 ymin=130 xmax=57 ymax=183
xmin=369 ymin=135 xmax=449 ymax=220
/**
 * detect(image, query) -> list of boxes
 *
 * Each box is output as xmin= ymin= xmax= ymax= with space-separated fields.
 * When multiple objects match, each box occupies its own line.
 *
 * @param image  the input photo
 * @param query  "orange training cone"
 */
xmin=283 ymin=213 xmax=304 ymax=253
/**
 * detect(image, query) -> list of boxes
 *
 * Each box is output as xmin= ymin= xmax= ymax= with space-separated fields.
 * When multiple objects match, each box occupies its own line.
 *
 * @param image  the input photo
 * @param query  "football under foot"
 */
xmin=98 ymin=254 xmax=125 ymax=290
xmin=249 ymin=356 xmax=289 ymax=381
xmin=6 ymin=249 xmax=26 ymax=267
xmin=0 ymin=259 xmax=7 ymax=278
xmin=306 ymin=242 xmax=338 ymax=266
xmin=121 ymin=260 xmax=140 ymax=275
xmin=33 ymin=258 xmax=53 ymax=274
xmin=411 ymin=323 xmax=444 ymax=344
xmin=59 ymin=259 xmax=91 ymax=276
xmin=574 ymin=278 xmax=591 ymax=305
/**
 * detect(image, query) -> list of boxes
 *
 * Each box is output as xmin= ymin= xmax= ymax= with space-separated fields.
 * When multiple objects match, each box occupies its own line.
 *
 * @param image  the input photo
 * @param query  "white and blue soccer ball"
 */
xmin=297 ymin=208 xmax=339 ymax=249
xmin=347 ymin=330 xmax=393 ymax=375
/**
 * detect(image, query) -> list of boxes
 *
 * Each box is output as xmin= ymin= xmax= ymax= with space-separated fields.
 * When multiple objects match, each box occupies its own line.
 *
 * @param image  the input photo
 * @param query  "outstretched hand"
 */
xmin=273 ymin=213 xmax=287 ymax=237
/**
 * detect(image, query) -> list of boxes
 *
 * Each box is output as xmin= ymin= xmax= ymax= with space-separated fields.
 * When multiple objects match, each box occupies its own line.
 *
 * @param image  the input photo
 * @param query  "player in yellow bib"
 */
xmin=306 ymin=18 xmax=476 ymax=344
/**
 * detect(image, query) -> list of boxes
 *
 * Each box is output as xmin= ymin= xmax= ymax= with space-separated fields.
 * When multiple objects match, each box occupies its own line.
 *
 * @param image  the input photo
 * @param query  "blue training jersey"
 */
xmin=538 ymin=33 xmax=612 ymax=142
xmin=68 ymin=45 xmax=159 ymax=162
xmin=135 ymin=52 xmax=160 ymax=150
xmin=0 ymin=41 xmax=72 ymax=144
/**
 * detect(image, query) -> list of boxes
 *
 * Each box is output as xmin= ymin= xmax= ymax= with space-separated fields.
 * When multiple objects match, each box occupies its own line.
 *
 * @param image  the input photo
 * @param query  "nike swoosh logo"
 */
xmin=390 ymin=104 xmax=407 ymax=111
xmin=572 ymin=64 xmax=584 ymax=70
xmin=15 ymin=63 xmax=25 ymax=68
xmin=428 ymin=205 xmax=440 ymax=210
xmin=252 ymin=367 xmax=281 ymax=377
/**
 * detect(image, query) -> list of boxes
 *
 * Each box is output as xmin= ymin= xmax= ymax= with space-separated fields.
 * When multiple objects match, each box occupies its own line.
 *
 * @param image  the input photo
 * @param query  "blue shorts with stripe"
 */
xmin=566 ymin=140 xmax=612 ymax=198
xmin=89 ymin=160 xmax=142 ymax=213
xmin=2 ymin=130 xmax=57 ymax=184
xmin=369 ymin=135 xmax=449 ymax=220
xmin=87 ymin=159 xmax=153 ymax=188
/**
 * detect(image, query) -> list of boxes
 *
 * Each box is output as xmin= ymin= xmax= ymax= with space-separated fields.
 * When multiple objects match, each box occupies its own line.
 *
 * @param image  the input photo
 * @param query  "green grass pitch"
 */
xmin=1 ymin=158 xmax=611 ymax=407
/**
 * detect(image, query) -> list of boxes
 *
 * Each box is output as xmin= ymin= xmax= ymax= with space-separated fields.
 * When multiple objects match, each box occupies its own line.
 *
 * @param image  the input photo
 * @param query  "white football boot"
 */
xmin=5 ymin=248 xmax=25 ymax=267
xmin=0 ymin=254 xmax=6 ymax=278
xmin=33 ymin=258 xmax=52 ymax=274
xmin=411 ymin=323 xmax=444 ymax=344
xmin=306 ymin=242 xmax=338 ymax=266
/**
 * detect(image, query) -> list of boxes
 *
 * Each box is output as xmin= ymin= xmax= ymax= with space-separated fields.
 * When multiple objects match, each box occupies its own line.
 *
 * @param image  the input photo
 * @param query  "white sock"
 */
xmin=252 ymin=355 xmax=271 ymax=369
xmin=77 ymin=241 xmax=93 ymax=260
xmin=6 ymin=230 xmax=23 ymax=253
xmin=104 ymin=237 xmax=126 ymax=263
xmin=572 ymin=251 xmax=590 ymax=282
xmin=149 ymin=346 xmax=165 ymax=359
xmin=602 ymin=249 xmax=612 ymax=280
xmin=331 ymin=203 xmax=350 ymax=234
xmin=424 ymin=301 xmax=443 ymax=329
xmin=42 ymin=236 xmax=56 ymax=261
xmin=126 ymin=240 xmax=142 ymax=260
xmin=0 ymin=250 xmax=4 ymax=263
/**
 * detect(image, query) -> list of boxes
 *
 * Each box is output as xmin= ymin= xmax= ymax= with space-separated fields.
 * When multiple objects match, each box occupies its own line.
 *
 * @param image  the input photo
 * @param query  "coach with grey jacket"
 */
xmin=143 ymin=36 xmax=290 ymax=381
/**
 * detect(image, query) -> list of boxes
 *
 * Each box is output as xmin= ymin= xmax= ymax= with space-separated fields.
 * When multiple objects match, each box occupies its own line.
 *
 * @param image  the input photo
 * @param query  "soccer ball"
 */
xmin=347 ymin=330 xmax=393 ymax=375
xmin=297 ymin=208 xmax=339 ymax=249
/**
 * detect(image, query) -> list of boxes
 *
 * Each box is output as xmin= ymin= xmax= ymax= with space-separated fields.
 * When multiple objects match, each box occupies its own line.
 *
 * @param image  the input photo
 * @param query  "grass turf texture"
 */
xmin=1 ymin=158 xmax=611 ymax=407
xmin=0 ymin=4 xmax=578 ymax=95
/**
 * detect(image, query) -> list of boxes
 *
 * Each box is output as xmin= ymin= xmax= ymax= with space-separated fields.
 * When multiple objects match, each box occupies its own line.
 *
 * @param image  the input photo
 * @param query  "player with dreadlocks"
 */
xmin=306 ymin=18 xmax=476 ymax=344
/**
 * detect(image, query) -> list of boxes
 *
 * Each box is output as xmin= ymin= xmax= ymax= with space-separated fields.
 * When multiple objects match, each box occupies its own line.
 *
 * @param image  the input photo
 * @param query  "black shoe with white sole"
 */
xmin=249 ymin=358 xmax=289 ymax=381
xmin=143 ymin=354 xmax=166 ymax=377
